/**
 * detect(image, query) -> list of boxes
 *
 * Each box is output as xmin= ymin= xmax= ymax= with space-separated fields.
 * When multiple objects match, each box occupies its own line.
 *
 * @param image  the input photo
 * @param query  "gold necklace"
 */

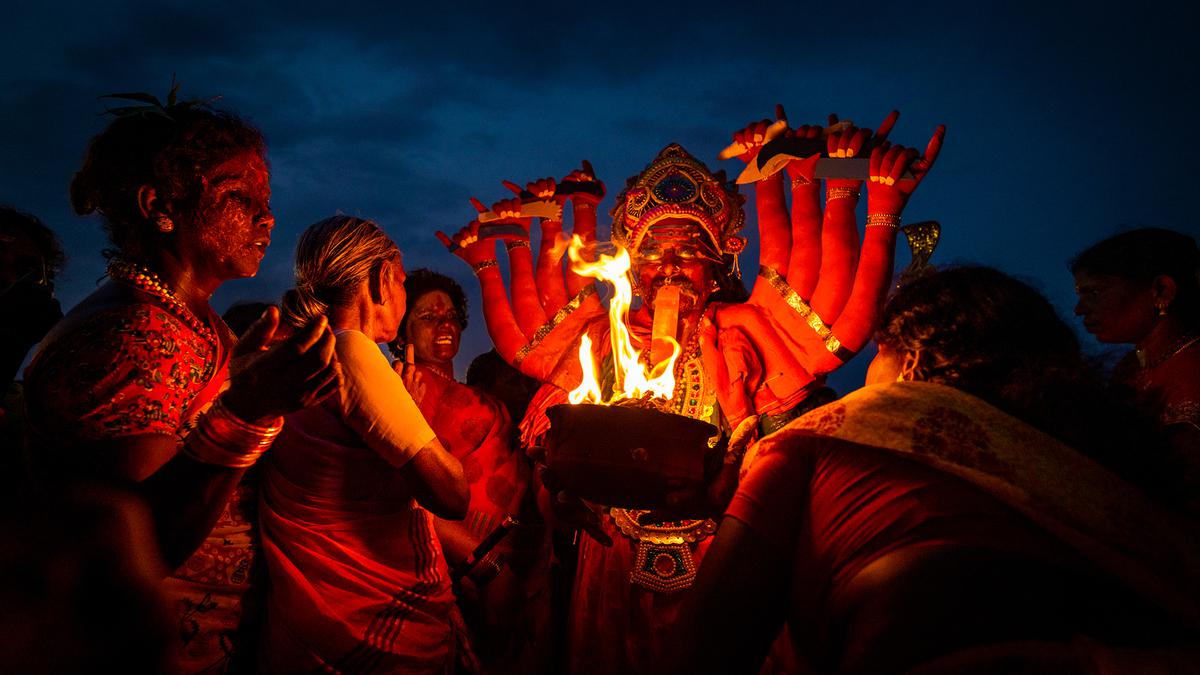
xmin=107 ymin=259 xmax=218 ymax=351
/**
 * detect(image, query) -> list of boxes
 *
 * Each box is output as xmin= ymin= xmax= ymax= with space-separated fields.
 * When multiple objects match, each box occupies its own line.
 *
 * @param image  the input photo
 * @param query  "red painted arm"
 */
xmin=535 ymin=214 xmax=569 ymax=315
xmin=438 ymin=222 xmax=528 ymax=365
xmin=488 ymin=194 xmax=547 ymax=339
xmin=556 ymin=162 xmax=604 ymax=295
xmin=783 ymin=156 xmax=822 ymax=300
xmin=807 ymin=123 xmax=946 ymax=374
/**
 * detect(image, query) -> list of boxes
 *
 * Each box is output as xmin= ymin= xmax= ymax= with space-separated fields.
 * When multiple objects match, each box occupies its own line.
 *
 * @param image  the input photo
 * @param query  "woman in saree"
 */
xmin=667 ymin=266 xmax=1200 ymax=674
xmin=1073 ymin=228 xmax=1200 ymax=513
xmin=23 ymin=92 xmax=339 ymax=673
xmin=258 ymin=216 xmax=468 ymax=673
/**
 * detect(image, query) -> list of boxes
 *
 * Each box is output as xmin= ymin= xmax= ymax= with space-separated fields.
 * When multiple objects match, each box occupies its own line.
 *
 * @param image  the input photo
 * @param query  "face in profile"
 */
xmin=1073 ymin=271 xmax=1156 ymax=344
xmin=631 ymin=218 xmax=719 ymax=314
xmin=404 ymin=290 xmax=463 ymax=366
xmin=176 ymin=150 xmax=274 ymax=282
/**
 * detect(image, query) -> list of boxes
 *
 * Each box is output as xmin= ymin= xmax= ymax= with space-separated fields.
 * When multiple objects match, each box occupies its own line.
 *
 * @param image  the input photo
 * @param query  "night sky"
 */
xmin=4 ymin=1 xmax=1197 ymax=390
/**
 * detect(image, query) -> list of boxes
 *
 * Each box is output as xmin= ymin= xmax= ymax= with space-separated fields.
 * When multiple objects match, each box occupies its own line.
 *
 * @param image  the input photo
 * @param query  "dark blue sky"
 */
xmin=4 ymin=1 xmax=1197 ymax=389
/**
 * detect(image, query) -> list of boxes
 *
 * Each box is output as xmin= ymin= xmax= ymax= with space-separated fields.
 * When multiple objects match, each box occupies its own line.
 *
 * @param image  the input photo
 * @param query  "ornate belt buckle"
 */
xmin=631 ymin=541 xmax=697 ymax=593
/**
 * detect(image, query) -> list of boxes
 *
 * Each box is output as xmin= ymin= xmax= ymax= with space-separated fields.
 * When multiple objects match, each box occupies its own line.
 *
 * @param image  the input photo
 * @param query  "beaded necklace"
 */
xmin=107 ymin=259 xmax=219 ymax=351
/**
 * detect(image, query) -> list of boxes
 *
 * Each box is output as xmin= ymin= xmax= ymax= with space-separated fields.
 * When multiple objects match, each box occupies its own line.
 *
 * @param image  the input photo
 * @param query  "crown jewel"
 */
xmin=611 ymin=144 xmax=746 ymax=256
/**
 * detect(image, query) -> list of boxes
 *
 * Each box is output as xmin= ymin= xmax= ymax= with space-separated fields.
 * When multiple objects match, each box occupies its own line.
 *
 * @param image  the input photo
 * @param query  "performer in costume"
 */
xmin=440 ymin=108 xmax=944 ymax=673
xmin=23 ymin=89 xmax=339 ymax=674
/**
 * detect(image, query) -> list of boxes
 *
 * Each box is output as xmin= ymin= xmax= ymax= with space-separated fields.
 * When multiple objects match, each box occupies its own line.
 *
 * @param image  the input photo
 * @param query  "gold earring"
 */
xmin=1156 ymin=304 xmax=1168 ymax=317
xmin=155 ymin=216 xmax=174 ymax=233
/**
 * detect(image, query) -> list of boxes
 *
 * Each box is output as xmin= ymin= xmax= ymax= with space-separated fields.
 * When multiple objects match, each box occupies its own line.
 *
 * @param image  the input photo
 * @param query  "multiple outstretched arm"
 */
xmin=731 ymin=107 xmax=944 ymax=374
xmin=437 ymin=165 xmax=606 ymax=388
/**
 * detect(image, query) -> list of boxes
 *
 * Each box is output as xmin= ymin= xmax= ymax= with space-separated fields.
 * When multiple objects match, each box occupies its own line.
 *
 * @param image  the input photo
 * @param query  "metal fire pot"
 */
xmin=544 ymin=402 xmax=719 ymax=509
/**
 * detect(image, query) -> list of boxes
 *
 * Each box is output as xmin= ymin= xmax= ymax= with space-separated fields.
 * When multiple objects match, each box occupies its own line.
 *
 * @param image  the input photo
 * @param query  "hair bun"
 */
xmin=280 ymin=286 xmax=327 ymax=328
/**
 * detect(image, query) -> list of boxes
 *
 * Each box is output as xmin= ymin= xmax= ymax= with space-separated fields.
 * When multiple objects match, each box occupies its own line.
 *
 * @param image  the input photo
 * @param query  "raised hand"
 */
xmin=557 ymin=160 xmax=605 ymax=207
xmin=437 ymin=220 xmax=498 ymax=268
xmin=720 ymin=104 xmax=789 ymax=164
xmin=223 ymin=313 xmax=341 ymax=423
xmin=867 ymin=124 xmax=946 ymax=215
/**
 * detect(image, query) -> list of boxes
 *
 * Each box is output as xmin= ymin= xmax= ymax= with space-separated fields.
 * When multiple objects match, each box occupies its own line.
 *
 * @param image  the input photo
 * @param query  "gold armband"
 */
xmin=472 ymin=259 xmax=500 ymax=274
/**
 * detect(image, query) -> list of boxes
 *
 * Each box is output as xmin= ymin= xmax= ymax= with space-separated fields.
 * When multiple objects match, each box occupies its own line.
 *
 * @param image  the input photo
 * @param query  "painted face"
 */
xmin=176 ymin=150 xmax=274 ymax=283
xmin=404 ymin=290 xmax=463 ymax=367
xmin=1073 ymin=271 xmax=1156 ymax=344
xmin=630 ymin=217 xmax=719 ymax=314
xmin=864 ymin=345 xmax=905 ymax=385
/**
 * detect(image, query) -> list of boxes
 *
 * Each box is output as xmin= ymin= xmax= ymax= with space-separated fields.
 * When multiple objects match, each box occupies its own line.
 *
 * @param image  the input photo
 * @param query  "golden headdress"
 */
xmin=610 ymin=144 xmax=746 ymax=256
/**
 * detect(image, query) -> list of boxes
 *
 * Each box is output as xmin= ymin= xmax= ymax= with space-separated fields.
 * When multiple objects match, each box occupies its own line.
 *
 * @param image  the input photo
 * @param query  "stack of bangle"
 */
xmin=471 ymin=259 xmax=499 ymax=274
xmin=866 ymin=213 xmax=901 ymax=229
xmin=471 ymin=551 xmax=504 ymax=585
xmin=505 ymin=239 xmax=531 ymax=251
xmin=826 ymin=186 xmax=860 ymax=202
xmin=184 ymin=399 xmax=283 ymax=468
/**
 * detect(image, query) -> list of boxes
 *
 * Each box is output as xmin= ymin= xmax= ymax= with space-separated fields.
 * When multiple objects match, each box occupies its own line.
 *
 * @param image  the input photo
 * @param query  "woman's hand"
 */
xmin=866 ymin=124 xmax=946 ymax=215
xmin=392 ymin=344 xmax=427 ymax=406
xmin=223 ymin=311 xmax=341 ymax=423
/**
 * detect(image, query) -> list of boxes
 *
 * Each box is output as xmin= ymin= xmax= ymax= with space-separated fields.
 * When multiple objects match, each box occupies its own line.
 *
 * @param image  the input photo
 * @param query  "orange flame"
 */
xmin=566 ymin=236 xmax=681 ymax=405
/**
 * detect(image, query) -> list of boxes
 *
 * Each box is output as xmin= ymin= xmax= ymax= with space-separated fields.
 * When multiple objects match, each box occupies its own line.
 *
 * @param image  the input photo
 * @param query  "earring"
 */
xmin=1156 ymin=304 xmax=1168 ymax=317
xmin=709 ymin=279 xmax=720 ymax=292
xmin=155 ymin=216 xmax=174 ymax=233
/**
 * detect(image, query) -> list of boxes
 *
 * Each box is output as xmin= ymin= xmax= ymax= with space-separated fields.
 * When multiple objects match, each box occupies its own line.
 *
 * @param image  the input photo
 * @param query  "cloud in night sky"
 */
xmin=3 ymin=1 xmax=1197 ymax=387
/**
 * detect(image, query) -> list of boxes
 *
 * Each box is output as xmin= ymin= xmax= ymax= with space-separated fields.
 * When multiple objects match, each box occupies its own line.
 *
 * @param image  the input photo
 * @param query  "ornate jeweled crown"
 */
xmin=611 ymin=144 xmax=746 ymax=256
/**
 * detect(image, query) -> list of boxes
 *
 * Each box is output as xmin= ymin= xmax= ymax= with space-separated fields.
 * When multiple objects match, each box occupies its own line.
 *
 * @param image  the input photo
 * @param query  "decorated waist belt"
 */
xmin=609 ymin=508 xmax=717 ymax=593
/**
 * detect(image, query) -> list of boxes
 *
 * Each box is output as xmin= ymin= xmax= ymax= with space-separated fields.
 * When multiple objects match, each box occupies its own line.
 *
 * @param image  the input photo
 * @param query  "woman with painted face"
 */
xmin=390 ymin=269 xmax=545 ymax=674
xmin=1072 ymin=228 xmax=1200 ymax=513
xmin=23 ymin=91 xmax=339 ymax=673
xmin=667 ymin=266 xmax=1199 ymax=674
xmin=258 ymin=218 xmax=468 ymax=673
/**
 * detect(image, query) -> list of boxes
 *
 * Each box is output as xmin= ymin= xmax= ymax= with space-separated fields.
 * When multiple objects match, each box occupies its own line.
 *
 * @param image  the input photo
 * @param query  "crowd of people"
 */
xmin=1 ymin=91 xmax=1197 ymax=674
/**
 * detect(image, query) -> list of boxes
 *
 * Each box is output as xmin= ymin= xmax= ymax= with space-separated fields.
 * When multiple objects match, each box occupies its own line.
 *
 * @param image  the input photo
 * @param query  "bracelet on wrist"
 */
xmin=470 ymin=551 xmax=504 ymax=585
xmin=505 ymin=239 xmax=531 ymax=251
xmin=183 ymin=399 xmax=283 ymax=468
xmin=472 ymin=259 xmax=500 ymax=274
xmin=866 ymin=213 xmax=901 ymax=229
xmin=826 ymin=186 xmax=860 ymax=202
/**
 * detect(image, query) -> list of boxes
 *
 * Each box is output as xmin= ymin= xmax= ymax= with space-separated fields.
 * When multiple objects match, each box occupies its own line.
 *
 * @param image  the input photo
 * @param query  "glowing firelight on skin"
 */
xmin=566 ymin=236 xmax=682 ymax=405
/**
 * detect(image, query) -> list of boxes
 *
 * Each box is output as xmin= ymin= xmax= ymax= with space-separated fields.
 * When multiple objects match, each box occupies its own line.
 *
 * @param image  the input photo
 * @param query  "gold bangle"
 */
xmin=791 ymin=176 xmax=812 ymax=188
xmin=866 ymin=213 xmax=901 ymax=229
xmin=471 ymin=551 xmax=504 ymax=585
xmin=826 ymin=186 xmax=860 ymax=202
xmin=183 ymin=399 xmax=283 ymax=468
xmin=505 ymin=239 xmax=531 ymax=251
xmin=472 ymin=259 xmax=500 ymax=274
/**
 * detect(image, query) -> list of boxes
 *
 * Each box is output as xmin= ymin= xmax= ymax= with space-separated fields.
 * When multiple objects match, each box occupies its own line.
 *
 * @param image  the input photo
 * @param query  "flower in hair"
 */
xmin=99 ymin=75 xmax=220 ymax=120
